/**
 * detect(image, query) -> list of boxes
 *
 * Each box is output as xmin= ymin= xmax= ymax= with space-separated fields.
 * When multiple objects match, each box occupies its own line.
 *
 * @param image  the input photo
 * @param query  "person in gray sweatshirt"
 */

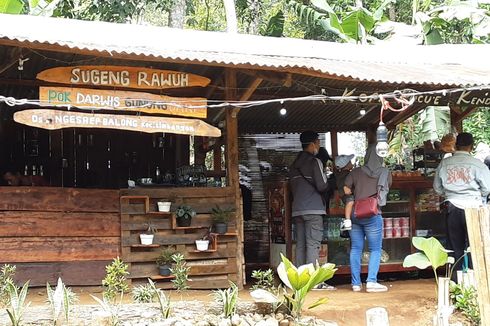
xmin=289 ymin=131 xmax=330 ymax=269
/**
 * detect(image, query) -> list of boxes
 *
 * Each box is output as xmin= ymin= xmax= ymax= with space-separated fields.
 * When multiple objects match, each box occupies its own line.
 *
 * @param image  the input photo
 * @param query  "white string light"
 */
xmin=0 ymin=84 xmax=488 ymax=111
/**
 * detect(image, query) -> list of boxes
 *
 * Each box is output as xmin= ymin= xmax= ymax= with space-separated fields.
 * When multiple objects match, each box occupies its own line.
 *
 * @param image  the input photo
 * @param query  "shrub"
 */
xmin=102 ymin=257 xmax=129 ymax=302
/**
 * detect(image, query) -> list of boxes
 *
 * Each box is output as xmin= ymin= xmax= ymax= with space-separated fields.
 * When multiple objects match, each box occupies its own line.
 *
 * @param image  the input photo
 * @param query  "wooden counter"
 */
xmin=0 ymin=187 xmax=120 ymax=286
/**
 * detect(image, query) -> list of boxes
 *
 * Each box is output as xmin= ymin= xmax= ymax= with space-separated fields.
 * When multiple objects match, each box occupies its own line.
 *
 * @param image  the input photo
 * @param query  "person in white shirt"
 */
xmin=433 ymin=132 xmax=490 ymax=281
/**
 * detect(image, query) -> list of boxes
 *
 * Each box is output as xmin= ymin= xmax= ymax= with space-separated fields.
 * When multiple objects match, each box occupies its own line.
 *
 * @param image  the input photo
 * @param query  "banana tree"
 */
xmin=0 ymin=0 xmax=62 ymax=15
xmin=287 ymin=0 xmax=395 ymax=43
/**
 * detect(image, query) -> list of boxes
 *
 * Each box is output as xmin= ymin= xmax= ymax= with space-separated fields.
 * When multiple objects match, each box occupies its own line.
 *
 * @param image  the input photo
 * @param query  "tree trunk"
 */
xmin=169 ymin=0 xmax=186 ymax=28
xmin=223 ymin=0 xmax=237 ymax=33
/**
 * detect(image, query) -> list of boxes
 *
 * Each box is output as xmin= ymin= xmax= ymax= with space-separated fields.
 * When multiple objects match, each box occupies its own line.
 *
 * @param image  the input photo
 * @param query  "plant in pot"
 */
xmin=195 ymin=227 xmax=216 ymax=251
xmin=140 ymin=223 xmax=157 ymax=245
xmin=156 ymin=246 xmax=176 ymax=276
xmin=211 ymin=205 xmax=234 ymax=234
xmin=175 ymin=205 xmax=196 ymax=227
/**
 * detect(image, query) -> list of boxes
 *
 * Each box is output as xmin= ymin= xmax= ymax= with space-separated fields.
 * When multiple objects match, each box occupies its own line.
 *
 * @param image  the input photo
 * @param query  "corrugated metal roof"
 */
xmin=1 ymin=14 xmax=490 ymax=86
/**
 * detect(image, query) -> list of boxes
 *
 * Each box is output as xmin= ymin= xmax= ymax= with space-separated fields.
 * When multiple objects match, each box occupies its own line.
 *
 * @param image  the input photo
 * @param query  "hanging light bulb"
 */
xmin=376 ymin=122 xmax=389 ymax=157
xmin=279 ymin=100 xmax=287 ymax=116
xmin=360 ymin=109 xmax=366 ymax=116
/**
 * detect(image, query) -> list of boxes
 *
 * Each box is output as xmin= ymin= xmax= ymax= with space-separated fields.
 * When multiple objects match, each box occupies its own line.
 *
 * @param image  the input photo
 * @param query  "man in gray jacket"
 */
xmin=289 ymin=131 xmax=330 ymax=268
xmin=434 ymin=132 xmax=490 ymax=281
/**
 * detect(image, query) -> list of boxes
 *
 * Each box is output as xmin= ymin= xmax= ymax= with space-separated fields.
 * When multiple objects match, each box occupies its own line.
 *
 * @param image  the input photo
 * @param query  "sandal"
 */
xmin=313 ymin=282 xmax=337 ymax=290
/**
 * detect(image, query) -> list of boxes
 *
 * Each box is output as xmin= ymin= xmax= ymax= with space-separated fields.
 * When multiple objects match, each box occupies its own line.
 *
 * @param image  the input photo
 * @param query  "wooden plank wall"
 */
xmin=120 ymin=187 xmax=239 ymax=289
xmin=0 ymin=187 xmax=120 ymax=286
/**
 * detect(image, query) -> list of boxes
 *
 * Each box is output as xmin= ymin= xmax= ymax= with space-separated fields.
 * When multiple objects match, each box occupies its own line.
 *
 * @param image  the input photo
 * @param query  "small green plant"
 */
xmin=46 ymin=277 xmax=78 ymax=325
xmin=170 ymin=253 xmax=190 ymax=292
xmin=211 ymin=205 xmax=234 ymax=224
xmin=156 ymin=246 xmax=176 ymax=266
xmin=277 ymin=253 xmax=336 ymax=319
xmin=102 ymin=257 xmax=129 ymax=302
xmin=5 ymin=281 xmax=30 ymax=326
xmin=0 ymin=264 xmax=16 ymax=307
xmin=148 ymin=279 xmax=171 ymax=318
xmin=132 ymin=284 xmax=156 ymax=303
xmin=450 ymin=283 xmax=480 ymax=325
xmin=403 ymin=237 xmax=448 ymax=286
xmin=251 ymin=269 xmax=276 ymax=292
xmin=175 ymin=205 xmax=196 ymax=219
xmin=91 ymin=293 xmax=122 ymax=326
xmin=213 ymin=282 xmax=239 ymax=318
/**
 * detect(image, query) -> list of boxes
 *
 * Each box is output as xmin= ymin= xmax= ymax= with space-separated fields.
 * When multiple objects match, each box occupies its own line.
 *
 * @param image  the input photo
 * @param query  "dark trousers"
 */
xmin=446 ymin=202 xmax=472 ymax=282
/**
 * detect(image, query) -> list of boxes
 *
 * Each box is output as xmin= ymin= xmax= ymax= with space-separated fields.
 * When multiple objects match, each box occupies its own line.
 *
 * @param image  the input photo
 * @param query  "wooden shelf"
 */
xmin=131 ymin=244 xmax=160 ymax=248
xmin=147 ymin=211 xmax=172 ymax=216
xmin=216 ymin=232 xmax=238 ymax=236
xmin=150 ymin=275 xmax=175 ymax=281
xmin=191 ymin=249 xmax=217 ymax=253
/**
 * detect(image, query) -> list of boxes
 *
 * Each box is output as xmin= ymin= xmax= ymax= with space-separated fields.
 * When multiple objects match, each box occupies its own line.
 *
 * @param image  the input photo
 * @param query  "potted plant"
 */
xmin=156 ymin=246 xmax=176 ymax=276
xmin=195 ymin=228 xmax=216 ymax=251
xmin=211 ymin=205 xmax=234 ymax=234
xmin=140 ymin=222 xmax=157 ymax=245
xmin=175 ymin=205 xmax=196 ymax=227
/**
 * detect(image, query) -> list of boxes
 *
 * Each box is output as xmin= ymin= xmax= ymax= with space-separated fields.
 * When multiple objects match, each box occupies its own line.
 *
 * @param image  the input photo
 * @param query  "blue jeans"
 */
xmin=349 ymin=214 xmax=383 ymax=286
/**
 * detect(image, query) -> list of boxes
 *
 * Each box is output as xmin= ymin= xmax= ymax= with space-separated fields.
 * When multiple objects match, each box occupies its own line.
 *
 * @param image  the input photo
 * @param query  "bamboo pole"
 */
xmin=464 ymin=207 xmax=490 ymax=325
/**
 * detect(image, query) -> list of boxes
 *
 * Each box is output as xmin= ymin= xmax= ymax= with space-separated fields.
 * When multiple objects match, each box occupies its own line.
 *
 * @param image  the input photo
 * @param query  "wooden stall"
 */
xmin=0 ymin=14 xmax=490 ymax=289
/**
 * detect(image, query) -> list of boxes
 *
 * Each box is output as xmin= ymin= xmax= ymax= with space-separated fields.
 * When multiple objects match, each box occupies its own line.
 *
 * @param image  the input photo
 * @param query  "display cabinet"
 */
xmin=327 ymin=178 xmax=446 ymax=274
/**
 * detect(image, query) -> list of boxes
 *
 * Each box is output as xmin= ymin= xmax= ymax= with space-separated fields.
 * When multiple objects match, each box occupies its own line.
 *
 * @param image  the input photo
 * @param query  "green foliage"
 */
xmin=90 ymin=294 xmax=122 ymax=326
xmin=5 ymin=281 xmax=30 ymax=326
xmin=46 ymin=277 xmax=78 ymax=325
xmin=450 ymin=283 xmax=480 ymax=325
xmin=251 ymin=269 xmax=276 ymax=292
xmin=0 ymin=0 xmax=24 ymax=14
xmin=0 ymin=0 xmax=62 ymax=15
xmin=148 ymin=279 xmax=171 ymax=318
xmin=102 ymin=257 xmax=129 ymax=303
xmin=170 ymin=253 xmax=190 ymax=292
xmin=403 ymin=237 xmax=448 ymax=286
xmin=156 ymin=246 xmax=177 ymax=266
xmin=132 ymin=283 xmax=157 ymax=303
xmin=213 ymin=281 xmax=239 ymax=318
xmin=0 ymin=264 xmax=16 ymax=307
xmin=463 ymin=108 xmax=490 ymax=146
xmin=175 ymin=205 xmax=196 ymax=218
xmin=277 ymin=253 xmax=336 ymax=319
xmin=211 ymin=204 xmax=234 ymax=224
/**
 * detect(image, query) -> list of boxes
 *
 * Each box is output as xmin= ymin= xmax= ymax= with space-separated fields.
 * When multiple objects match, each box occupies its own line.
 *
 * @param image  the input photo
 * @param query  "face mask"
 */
xmin=313 ymin=145 xmax=319 ymax=156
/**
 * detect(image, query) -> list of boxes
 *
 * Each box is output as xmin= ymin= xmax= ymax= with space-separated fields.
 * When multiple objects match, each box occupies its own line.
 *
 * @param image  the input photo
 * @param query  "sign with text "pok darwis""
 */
xmin=36 ymin=66 xmax=211 ymax=90
xmin=14 ymin=109 xmax=221 ymax=137
xmin=39 ymin=87 xmax=207 ymax=118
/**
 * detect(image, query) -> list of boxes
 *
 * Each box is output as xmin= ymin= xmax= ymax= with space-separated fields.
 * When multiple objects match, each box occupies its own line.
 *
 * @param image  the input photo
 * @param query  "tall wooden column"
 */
xmin=225 ymin=68 xmax=244 ymax=289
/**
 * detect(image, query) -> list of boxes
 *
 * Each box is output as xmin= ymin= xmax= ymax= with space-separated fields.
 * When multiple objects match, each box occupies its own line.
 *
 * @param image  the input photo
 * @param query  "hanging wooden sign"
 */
xmin=39 ymin=86 xmax=207 ymax=118
xmin=36 ymin=66 xmax=211 ymax=89
xmin=14 ymin=109 xmax=221 ymax=137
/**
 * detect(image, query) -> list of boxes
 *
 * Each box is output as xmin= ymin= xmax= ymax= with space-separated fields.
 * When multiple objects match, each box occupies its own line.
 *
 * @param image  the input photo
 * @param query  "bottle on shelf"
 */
xmin=39 ymin=165 xmax=44 ymax=176
xmin=32 ymin=165 xmax=37 ymax=176
xmin=155 ymin=166 xmax=161 ymax=183
xmin=24 ymin=165 xmax=28 ymax=176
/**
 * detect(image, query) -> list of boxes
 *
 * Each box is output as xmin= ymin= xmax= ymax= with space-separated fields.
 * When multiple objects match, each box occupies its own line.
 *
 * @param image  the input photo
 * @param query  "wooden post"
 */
xmin=330 ymin=130 xmax=338 ymax=158
xmin=449 ymin=105 xmax=463 ymax=133
xmin=225 ymin=68 xmax=244 ymax=289
xmin=464 ymin=207 xmax=490 ymax=325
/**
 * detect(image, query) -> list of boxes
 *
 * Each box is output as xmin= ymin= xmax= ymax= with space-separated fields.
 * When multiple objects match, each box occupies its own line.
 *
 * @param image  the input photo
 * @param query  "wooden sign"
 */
xmin=331 ymin=87 xmax=490 ymax=106
xmin=39 ymin=86 xmax=207 ymax=118
xmin=14 ymin=109 xmax=221 ymax=137
xmin=36 ymin=66 xmax=211 ymax=90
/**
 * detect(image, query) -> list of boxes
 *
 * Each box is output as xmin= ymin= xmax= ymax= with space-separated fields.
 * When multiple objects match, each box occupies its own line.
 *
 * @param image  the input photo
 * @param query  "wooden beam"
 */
xmin=224 ymin=68 xmax=244 ymax=289
xmin=385 ymin=105 xmax=426 ymax=129
xmin=330 ymin=130 xmax=338 ymax=158
xmin=450 ymin=105 xmax=477 ymax=126
xmin=240 ymin=77 xmax=263 ymax=101
xmin=449 ymin=105 xmax=463 ymax=133
xmin=0 ymin=47 xmax=20 ymax=75
xmin=238 ymin=69 xmax=292 ymax=87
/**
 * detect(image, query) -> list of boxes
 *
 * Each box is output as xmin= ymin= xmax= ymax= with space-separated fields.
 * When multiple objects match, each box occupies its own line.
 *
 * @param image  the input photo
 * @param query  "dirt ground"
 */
xmin=22 ymin=278 xmax=458 ymax=326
